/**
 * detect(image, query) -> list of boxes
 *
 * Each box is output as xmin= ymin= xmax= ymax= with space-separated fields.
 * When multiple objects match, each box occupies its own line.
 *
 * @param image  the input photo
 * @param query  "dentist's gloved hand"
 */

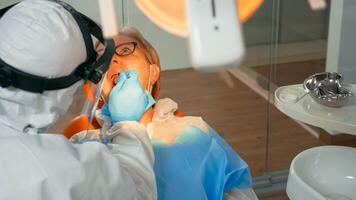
xmin=70 ymin=129 xmax=109 ymax=144
xmin=70 ymin=120 xmax=151 ymax=147
xmin=105 ymin=70 xmax=155 ymax=124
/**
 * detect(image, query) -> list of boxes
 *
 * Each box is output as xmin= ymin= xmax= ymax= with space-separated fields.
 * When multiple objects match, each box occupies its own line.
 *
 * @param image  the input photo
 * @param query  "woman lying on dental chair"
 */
xmin=68 ymin=27 xmax=258 ymax=200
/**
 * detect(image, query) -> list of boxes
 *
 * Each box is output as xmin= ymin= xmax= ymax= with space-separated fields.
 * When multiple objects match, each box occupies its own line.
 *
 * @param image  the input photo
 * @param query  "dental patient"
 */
xmin=70 ymin=27 xmax=257 ymax=200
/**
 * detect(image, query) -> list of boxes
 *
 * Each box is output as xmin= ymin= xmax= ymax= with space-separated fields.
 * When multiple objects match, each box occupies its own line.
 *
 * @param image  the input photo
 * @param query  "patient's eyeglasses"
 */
xmin=109 ymin=42 xmax=137 ymax=82
xmin=110 ymin=41 xmax=153 ymax=83
xmin=115 ymin=42 xmax=138 ymax=56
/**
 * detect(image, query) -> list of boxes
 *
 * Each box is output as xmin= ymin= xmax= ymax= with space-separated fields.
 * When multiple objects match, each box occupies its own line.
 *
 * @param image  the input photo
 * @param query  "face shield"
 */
xmin=49 ymin=76 xmax=107 ymax=136
xmin=59 ymin=70 xmax=111 ymax=138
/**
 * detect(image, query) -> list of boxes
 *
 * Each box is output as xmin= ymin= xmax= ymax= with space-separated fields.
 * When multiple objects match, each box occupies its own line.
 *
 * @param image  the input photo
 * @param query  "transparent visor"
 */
xmin=48 ymin=39 xmax=117 ymax=138
xmin=84 ymin=74 xmax=107 ymax=128
xmin=46 ymin=74 xmax=107 ymax=138
xmin=55 ymin=59 xmax=121 ymax=138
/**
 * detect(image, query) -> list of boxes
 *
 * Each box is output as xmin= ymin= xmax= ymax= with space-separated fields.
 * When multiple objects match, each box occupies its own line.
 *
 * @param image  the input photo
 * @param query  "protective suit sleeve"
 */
xmin=0 ymin=123 xmax=156 ymax=200
xmin=107 ymin=121 xmax=157 ymax=200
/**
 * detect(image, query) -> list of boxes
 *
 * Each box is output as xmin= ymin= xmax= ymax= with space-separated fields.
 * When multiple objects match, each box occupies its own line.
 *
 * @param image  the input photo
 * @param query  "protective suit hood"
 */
xmin=0 ymin=0 xmax=86 ymax=134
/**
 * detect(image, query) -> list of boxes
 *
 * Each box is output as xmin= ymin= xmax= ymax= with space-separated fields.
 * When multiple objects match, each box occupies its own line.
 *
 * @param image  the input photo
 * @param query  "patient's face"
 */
xmin=108 ymin=35 xmax=152 ymax=91
xmin=98 ymin=32 xmax=160 ymax=103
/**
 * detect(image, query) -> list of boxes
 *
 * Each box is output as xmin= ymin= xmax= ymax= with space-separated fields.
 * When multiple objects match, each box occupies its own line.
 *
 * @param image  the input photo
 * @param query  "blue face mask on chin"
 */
xmin=102 ymin=69 xmax=156 ymax=124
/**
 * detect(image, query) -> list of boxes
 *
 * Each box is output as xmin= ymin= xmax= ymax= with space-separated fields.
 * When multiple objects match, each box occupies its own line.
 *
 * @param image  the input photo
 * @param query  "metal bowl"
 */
xmin=303 ymin=72 xmax=353 ymax=107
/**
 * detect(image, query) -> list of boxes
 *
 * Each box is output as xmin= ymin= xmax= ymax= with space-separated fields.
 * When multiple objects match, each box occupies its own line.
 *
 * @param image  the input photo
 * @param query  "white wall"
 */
xmin=0 ymin=0 xmax=191 ymax=70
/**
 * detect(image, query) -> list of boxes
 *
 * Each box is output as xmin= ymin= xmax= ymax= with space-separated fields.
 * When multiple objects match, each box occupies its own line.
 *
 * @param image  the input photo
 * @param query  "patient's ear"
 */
xmin=150 ymin=64 xmax=160 ymax=84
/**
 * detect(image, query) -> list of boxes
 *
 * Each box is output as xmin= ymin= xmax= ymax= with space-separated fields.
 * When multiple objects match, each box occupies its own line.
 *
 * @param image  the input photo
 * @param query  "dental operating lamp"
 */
xmin=185 ymin=0 xmax=245 ymax=72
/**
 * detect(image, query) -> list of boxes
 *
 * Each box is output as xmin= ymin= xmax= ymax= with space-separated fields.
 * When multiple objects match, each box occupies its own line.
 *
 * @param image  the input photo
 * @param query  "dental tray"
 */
xmin=275 ymin=84 xmax=356 ymax=135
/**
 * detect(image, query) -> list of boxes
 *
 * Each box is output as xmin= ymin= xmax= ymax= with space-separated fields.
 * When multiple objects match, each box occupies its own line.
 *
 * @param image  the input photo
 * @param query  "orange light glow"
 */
xmin=134 ymin=0 xmax=264 ymax=37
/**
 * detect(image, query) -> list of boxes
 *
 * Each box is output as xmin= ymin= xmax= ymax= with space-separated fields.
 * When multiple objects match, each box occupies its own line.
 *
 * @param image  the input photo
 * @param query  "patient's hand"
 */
xmin=146 ymin=98 xmax=208 ymax=144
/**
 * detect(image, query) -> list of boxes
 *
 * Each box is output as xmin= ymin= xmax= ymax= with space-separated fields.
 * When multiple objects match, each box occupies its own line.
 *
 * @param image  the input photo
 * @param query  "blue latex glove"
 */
xmin=105 ymin=70 xmax=155 ymax=124
xmin=152 ymin=125 xmax=252 ymax=200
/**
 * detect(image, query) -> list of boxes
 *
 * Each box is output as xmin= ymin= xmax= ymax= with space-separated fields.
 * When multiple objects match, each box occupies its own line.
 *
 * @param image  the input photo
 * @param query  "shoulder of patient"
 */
xmin=150 ymin=98 xmax=209 ymax=133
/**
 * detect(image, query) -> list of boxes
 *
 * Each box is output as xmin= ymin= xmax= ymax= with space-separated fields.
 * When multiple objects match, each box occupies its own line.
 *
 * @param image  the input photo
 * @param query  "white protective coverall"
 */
xmin=0 ymin=1 xmax=157 ymax=200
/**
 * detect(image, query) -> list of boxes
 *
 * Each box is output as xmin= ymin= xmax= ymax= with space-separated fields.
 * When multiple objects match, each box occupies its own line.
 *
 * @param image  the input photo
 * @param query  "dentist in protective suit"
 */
xmin=0 ymin=0 xmax=156 ymax=199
